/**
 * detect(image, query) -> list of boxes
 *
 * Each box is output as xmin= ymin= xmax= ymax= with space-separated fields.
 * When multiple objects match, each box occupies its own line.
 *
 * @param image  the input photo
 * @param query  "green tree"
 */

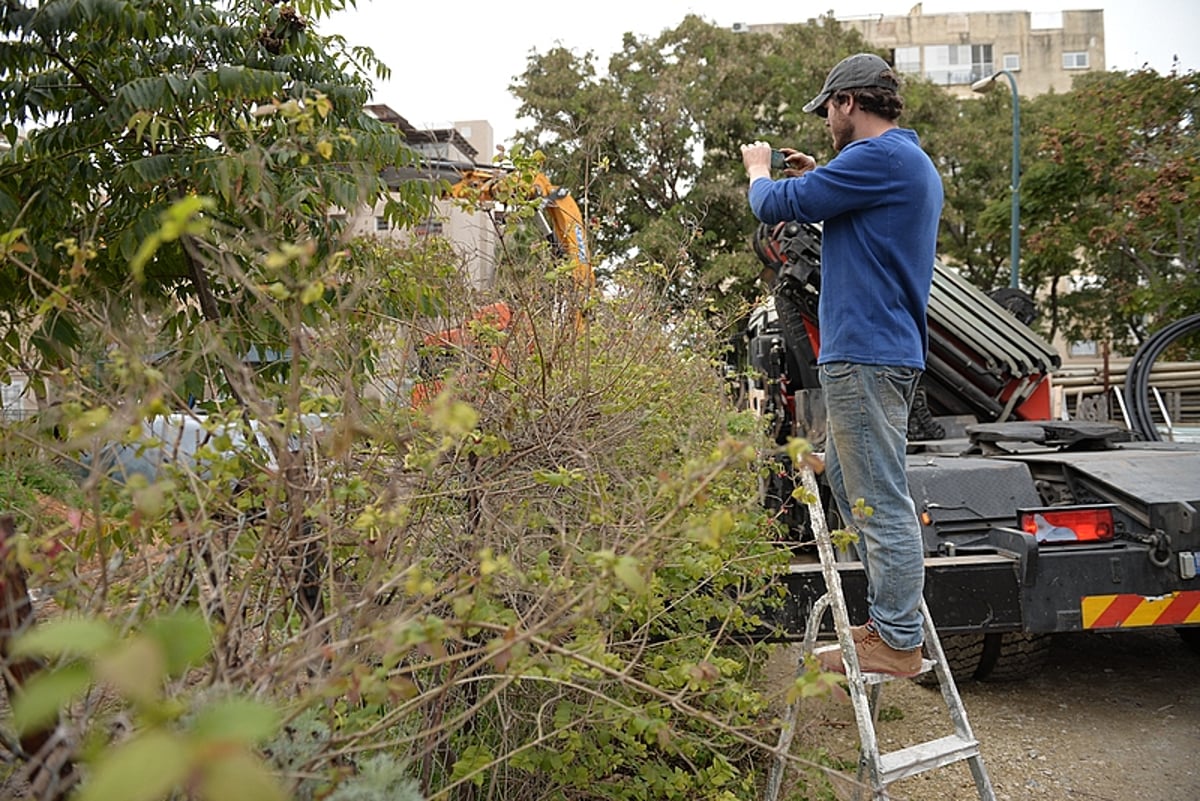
xmin=1019 ymin=69 xmax=1200 ymax=348
xmin=916 ymin=87 xmax=1016 ymax=288
xmin=511 ymin=14 xmax=876 ymax=315
xmin=0 ymin=0 xmax=425 ymax=400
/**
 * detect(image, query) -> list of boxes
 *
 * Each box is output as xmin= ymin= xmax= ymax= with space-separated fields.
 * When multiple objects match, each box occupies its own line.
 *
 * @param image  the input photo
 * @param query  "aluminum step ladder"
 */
xmin=764 ymin=464 xmax=996 ymax=801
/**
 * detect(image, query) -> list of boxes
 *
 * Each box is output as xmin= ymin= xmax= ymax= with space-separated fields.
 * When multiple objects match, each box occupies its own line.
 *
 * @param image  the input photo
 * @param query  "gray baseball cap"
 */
xmin=803 ymin=53 xmax=900 ymax=115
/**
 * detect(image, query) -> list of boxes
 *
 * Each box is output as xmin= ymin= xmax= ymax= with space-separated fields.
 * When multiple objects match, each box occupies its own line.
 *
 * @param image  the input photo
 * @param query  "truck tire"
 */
xmin=976 ymin=632 xmax=1052 ymax=682
xmin=918 ymin=633 xmax=985 ymax=686
xmin=920 ymin=632 xmax=1051 ymax=685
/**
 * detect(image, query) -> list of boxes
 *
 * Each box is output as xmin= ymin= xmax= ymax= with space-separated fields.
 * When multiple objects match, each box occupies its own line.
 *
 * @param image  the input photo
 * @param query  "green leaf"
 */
xmin=76 ymin=731 xmax=190 ymax=801
xmin=299 ymin=280 xmax=325 ymax=305
xmin=11 ymin=616 xmax=115 ymax=659
xmin=11 ymin=662 xmax=91 ymax=735
xmin=94 ymin=635 xmax=165 ymax=706
xmin=613 ymin=555 xmax=646 ymax=594
xmin=190 ymin=698 xmax=280 ymax=746
xmin=198 ymin=752 xmax=287 ymax=801
xmin=132 ymin=479 xmax=173 ymax=521
xmin=142 ymin=610 xmax=212 ymax=676
xmin=450 ymin=744 xmax=494 ymax=788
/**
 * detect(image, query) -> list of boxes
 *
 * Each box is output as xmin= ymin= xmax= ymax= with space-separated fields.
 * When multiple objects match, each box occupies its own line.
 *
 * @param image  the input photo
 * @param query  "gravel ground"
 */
xmin=765 ymin=627 xmax=1200 ymax=801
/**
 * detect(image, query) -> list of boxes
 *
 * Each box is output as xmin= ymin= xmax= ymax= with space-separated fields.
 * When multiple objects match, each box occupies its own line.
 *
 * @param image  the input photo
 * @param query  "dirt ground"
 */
xmin=766 ymin=627 xmax=1200 ymax=801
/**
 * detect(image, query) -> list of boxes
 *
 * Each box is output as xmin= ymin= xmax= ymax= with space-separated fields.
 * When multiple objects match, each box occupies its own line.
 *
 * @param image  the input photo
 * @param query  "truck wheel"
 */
xmin=975 ymin=632 xmax=1052 ymax=682
xmin=917 ymin=634 xmax=985 ymax=686
xmin=919 ymin=632 xmax=1050 ymax=685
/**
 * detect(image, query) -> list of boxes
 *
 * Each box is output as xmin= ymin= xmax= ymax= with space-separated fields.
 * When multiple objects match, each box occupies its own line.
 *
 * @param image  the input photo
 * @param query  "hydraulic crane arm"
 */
xmin=394 ymin=158 xmax=593 ymax=291
xmin=444 ymin=165 xmax=593 ymax=293
xmin=405 ymin=158 xmax=594 ymax=406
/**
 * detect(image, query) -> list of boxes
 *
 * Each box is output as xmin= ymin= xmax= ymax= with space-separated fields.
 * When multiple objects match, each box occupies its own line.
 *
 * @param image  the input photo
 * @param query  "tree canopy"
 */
xmin=0 ymin=0 xmax=425 ymax=394
xmin=1020 ymin=69 xmax=1200 ymax=349
xmin=510 ymin=15 xmax=1200 ymax=347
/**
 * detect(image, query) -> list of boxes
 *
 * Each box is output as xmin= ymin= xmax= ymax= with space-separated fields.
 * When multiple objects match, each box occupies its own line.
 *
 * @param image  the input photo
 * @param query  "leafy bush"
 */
xmin=318 ymin=264 xmax=793 ymax=800
xmin=0 ymin=165 xmax=805 ymax=801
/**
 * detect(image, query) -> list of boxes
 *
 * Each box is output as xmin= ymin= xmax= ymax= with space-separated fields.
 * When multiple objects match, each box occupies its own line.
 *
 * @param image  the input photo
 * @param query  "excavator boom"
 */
xmin=399 ymin=159 xmax=593 ymax=291
xmin=403 ymin=158 xmax=594 ymax=406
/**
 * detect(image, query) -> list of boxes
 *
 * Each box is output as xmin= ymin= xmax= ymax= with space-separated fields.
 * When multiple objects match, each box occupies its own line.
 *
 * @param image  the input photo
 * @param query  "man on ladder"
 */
xmin=741 ymin=52 xmax=942 ymax=675
xmin=743 ymin=54 xmax=996 ymax=801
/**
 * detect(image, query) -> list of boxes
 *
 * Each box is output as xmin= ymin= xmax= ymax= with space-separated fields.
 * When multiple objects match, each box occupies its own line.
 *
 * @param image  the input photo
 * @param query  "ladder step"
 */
xmin=878 ymin=733 xmax=981 ymax=784
xmin=812 ymin=644 xmax=938 ymax=684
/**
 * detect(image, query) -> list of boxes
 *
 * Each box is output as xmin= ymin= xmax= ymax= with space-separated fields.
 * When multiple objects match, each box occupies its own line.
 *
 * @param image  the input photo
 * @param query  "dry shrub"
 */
xmin=1 ymin=217 xmax=799 ymax=801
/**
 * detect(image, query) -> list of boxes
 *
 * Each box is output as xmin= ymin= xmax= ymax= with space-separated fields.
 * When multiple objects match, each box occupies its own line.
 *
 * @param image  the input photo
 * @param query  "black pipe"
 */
xmin=1123 ymin=314 xmax=1200 ymax=440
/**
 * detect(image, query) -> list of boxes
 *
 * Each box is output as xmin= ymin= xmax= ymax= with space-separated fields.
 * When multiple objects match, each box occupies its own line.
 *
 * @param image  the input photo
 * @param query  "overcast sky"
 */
xmin=323 ymin=1 xmax=1199 ymax=152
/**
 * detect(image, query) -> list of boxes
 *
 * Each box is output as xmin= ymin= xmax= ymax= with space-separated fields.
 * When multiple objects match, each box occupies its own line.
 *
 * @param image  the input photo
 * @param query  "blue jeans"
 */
xmin=820 ymin=362 xmax=925 ymax=651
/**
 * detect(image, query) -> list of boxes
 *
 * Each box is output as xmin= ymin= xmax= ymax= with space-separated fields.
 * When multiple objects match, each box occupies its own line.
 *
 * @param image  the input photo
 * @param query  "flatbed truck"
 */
xmin=739 ymin=220 xmax=1200 ymax=679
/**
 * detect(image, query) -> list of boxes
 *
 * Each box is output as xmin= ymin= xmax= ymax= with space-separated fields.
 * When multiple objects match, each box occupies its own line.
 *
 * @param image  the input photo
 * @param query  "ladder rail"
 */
xmin=765 ymin=467 xmax=882 ymax=799
xmin=799 ymin=466 xmax=887 ymax=789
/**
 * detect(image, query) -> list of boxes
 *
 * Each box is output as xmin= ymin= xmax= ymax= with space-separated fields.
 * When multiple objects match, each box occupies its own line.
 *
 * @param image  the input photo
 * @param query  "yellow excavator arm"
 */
xmin=445 ymin=166 xmax=594 ymax=293
xmin=408 ymin=159 xmax=594 ymax=407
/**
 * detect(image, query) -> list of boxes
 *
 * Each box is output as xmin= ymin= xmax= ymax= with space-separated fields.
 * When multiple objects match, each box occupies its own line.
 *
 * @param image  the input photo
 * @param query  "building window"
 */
xmin=970 ymin=44 xmax=994 ymax=83
xmin=1069 ymin=340 xmax=1098 ymax=357
xmin=1 ymin=374 xmax=29 ymax=421
xmin=1063 ymin=51 xmax=1089 ymax=69
xmin=894 ymin=46 xmax=921 ymax=75
xmin=413 ymin=221 xmax=444 ymax=236
xmin=923 ymin=43 xmax=992 ymax=85
xmin=924 ymin=44 xmax=963 ymax=85
xmin=1002 ymin=53 xmax=1020 ymax=72
xmin=375 ymin=216 xmax=389 ymax=231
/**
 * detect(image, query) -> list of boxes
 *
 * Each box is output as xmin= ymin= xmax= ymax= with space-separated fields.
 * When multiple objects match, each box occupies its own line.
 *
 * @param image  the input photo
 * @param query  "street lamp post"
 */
xmin=971 ymin=70 xmax=1021 ymax=289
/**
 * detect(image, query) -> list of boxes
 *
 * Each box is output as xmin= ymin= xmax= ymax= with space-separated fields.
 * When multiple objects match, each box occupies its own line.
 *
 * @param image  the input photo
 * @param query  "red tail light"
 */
xmin=1019 ymin=507 xmax=1115 ymax=544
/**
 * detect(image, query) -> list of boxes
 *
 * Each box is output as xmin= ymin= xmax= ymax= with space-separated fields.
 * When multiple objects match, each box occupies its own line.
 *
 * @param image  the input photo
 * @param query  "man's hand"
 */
xmin=741 ymin=142 xmax=817 ymax=185
xmin=778 ymin=148 xmax=816 ymax=177
xmin=741 ymin=141 xmax=772 ymax=182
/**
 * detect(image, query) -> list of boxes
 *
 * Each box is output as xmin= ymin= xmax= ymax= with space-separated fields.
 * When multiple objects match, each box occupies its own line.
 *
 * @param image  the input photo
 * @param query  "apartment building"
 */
xmin=741 ymin=6 xmax=1105 ymax=98
xmin=342 ymin=105 xmax=501 ymax=290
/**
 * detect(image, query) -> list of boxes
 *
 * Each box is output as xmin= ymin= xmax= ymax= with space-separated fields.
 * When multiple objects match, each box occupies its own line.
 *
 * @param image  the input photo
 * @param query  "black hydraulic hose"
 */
xmin=1123 ymin=313 xmax=1200 ymax=441
xmin=773 ymin=280 xmax=821 ymax=389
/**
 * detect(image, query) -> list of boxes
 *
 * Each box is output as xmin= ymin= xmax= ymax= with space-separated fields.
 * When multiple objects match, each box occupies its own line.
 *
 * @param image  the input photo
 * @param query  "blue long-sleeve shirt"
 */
xmin=748 ymin=128 xmax=944 ymax=369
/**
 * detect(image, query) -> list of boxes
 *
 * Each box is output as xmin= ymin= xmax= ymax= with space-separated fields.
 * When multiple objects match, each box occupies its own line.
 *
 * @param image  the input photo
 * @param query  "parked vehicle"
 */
xmin=736 ymin=220 xmax=1200 ymax=680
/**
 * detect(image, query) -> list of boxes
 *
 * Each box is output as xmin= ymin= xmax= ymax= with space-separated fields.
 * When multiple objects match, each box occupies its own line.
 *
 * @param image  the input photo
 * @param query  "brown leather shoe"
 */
xmin=816 ymin=629 xmax=923 ymax=678
xmin=817 ymin=622 xmax=869 ymax=671
xmin=848 ymin=623 xmax=871 ymax=643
